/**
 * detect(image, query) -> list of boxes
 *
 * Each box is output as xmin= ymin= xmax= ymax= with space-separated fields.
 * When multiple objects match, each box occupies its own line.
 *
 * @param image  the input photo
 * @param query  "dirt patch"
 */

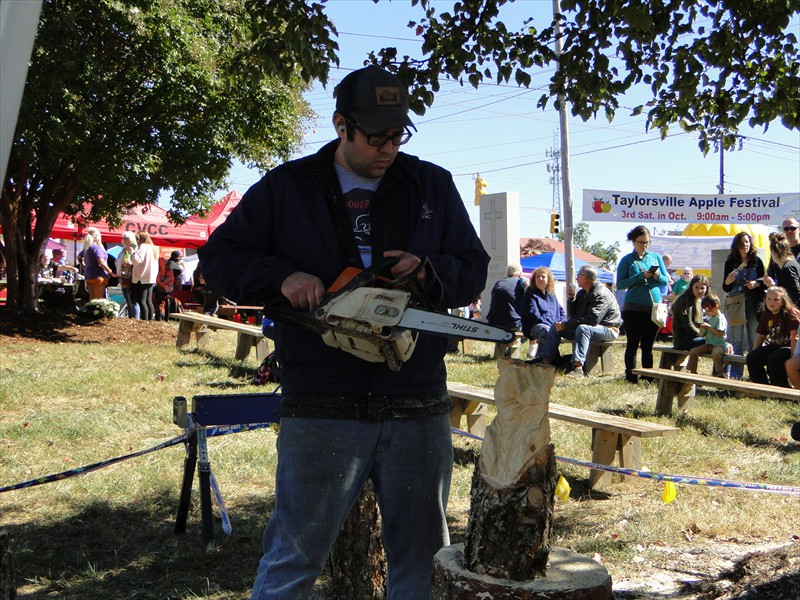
xmin=0 ymin=308 xmax=176 ymax=346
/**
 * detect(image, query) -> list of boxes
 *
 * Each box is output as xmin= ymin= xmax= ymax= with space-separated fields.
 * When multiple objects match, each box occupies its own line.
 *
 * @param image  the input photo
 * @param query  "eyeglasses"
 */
xmin=634 ymin=240 xmax=650 ymax=246
xmin=784 ymin=226 xmax=798 ymax=232
xmin=347 ymin=119 xmax=412 ymax=147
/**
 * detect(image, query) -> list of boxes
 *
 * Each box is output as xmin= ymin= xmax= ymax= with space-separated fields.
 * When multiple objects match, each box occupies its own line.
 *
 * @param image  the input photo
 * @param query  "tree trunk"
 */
xmin=465 ymin=359 xmax=557 ymax=580
xmin=328 ymin=480 xmax=386 ymax=599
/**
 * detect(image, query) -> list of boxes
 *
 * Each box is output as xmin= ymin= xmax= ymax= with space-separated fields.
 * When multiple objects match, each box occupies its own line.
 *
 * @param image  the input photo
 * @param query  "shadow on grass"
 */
xmin=176 ymin=350 xmax=259 ymax=383
xmin=3 ymin=489 xmax=274 ymax=600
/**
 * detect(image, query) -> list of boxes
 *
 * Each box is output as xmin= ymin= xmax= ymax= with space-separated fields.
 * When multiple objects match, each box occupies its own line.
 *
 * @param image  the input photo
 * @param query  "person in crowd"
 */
xmin=48 ymin=249 xmax=78 ymax=281
xmin=192 ymin=266 xmax=219 ymax=316
xmin=616 ymin=225 xmax=669 ymax=383
xmin=763 ymin=232 xmax=800 ymax=306
xmin=116 ymin=232 xmax=139 ymax=319
xmin=131 ymin=231 xmax=158 ymax=320
xmin=686 ymin=294 xmax=730 ymax=377
xmin=785 ymin=330 xmax=800 ymax=389
xmin=82 ymin=227 xmax=113 ymax=300
xmin=167 ymin=250 xmax=186 ymax=288
xmin=196 ymin=65 xmax=489 ymax=600
xmin=154 ymin=256 xmax=174 ymax=321
xmin=539 ymin=265 xmax=621 ymax=377
xmin=746 ymin=286 xmax=799 ymax=388
xmin=670 ymin=266 xmax=693 ymax=299
xmin=767 ymin=217 xmax=800 ymax=281
xmin=722 ymin=231 xmax=766 ymax=379
xmin=486 ymin=263 xmax=526 ymax=331
xmin=671 ymin=273 xmax=710 ymax=351
xmin=36 ymin=252 xmax=52 ymax=280
xmin=520 ymin=266 xmax=565 ymax=359
xmin=660 ymin=253 xmax=675 ymax=296
xmin=469 ymin=297 xmax=481 ymax=319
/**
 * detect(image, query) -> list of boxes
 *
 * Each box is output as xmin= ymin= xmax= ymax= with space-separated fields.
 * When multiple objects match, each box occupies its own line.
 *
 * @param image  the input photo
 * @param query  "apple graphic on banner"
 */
xmin=601 ymin=202 xmax=611 ymax=213
xmin=592 ymin=199 xmax=604 ymax=213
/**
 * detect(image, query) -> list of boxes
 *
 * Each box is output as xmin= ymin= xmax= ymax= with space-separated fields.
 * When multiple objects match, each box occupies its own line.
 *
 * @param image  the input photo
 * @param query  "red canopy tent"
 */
xmin=49 ymin=204 xmax=209 ymax=249
xmin=188 ymin=190 xmax=242 ymax=235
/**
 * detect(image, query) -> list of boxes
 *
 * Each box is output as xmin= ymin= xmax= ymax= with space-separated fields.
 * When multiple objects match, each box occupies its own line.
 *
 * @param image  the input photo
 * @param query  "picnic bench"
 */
xmin=650 ymin=344 xmax=749 ymax=414
xmin=447 ymin=381 xmax=679 ymax=488
xmin=633 ymin=367 xmax=799 ymax=416
xmin=172 ymin=312 xmax=269 ymax=361
xmin=493 ymin=333 xmax=619 ymax=376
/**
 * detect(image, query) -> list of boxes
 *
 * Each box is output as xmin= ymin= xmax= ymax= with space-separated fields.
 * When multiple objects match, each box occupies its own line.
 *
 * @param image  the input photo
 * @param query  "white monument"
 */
xmin=479 ymin=192 xmax=520 ymax=312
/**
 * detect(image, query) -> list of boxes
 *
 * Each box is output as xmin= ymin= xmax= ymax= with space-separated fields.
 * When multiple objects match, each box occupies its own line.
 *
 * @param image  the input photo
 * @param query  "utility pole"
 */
xmin=552 ymin=0 xmax=575 ymax=284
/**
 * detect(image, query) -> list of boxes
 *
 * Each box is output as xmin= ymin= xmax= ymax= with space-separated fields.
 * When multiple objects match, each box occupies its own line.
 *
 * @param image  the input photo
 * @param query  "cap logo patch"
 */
xmin=375 ymin=86 xmax=402 ymax=106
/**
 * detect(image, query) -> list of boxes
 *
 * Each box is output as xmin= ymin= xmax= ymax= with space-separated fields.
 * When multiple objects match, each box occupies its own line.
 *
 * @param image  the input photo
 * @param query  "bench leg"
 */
xmin=617 ymin=435 xmax=642 ymax=482
xmin=655 ymin=379 xmax=676 ymax=416
xmin=176 ymin=320 xmax=195 ymax=350
xmin=234 ymin=333 xmax=253 ymax=360
xmin=254 ymin=337 xmax=271 ymax=362
xmin=584 ymin=345 xmax=600 ymax=375
xmin=599 ymin=345 xmax=614 ymax=373
xmin=449 ymin=400 xmax=487 ymax=438
xmin=590 ymin=430 xmax=618 ymax=489
xmin=195 ymin=324 xmax=211 ymax=350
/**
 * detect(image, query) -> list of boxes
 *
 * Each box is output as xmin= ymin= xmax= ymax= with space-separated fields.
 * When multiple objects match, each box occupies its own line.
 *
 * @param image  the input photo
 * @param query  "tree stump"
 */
xmin=328 ymin=481 xmax=386 ymax=599
xmin=434 ymin=359 xmax=612 ymax=599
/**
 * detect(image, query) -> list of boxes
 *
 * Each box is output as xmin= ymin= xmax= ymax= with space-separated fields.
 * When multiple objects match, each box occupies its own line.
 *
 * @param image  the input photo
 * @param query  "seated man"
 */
xmin=540 ymin=265 xmax=622 ymax=377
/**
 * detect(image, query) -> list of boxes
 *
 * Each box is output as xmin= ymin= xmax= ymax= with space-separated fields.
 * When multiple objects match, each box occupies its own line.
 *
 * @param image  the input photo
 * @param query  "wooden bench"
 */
xmin=583 ymin=340 xmax=622 ymax=375
xmin=172 ymin=312 xmax=270 ymax=361
xmin=447 ymin=381 xmax=679 ymax=488
xmin=493 ymin=330 xmax=525 ymax=359
xmin=633 ymin=367 xmax=799 ymax=416
xmin=651 ymin=344 xmax=748 ymax=408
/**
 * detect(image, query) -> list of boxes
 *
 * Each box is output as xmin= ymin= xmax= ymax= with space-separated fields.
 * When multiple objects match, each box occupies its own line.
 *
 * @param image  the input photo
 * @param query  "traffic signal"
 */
xmin=474 ymin=176 xmax=487 ymax=205
xmin=549 ymin=212 xmax=560 ymax=234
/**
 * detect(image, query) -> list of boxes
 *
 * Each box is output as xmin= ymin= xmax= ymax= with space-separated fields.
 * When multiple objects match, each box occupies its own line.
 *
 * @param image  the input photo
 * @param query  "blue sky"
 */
xmin=226 ymin=0 xmax=800 ymax=250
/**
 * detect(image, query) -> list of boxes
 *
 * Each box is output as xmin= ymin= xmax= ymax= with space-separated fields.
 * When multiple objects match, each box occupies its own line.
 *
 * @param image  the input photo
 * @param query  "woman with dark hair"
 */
xmin=670 ymin=274 xmax=710 ymax=351
xmin=722 ymin=231 xmax=765 ymax=379
xmin=520 ymin=266 xmax=565 ymax=359
xmin=616 ymin=225 xmax=669 ymax=383
xmin=763 ymin=233 xmax=800 ymax=306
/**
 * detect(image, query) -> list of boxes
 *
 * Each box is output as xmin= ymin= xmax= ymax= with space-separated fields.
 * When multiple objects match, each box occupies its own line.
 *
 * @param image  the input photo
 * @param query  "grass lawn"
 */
xmin=1 ymin=317 xmax=798 ymax=599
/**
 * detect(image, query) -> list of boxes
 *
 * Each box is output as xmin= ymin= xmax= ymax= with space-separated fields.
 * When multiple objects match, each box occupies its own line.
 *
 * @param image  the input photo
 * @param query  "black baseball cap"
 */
xmin=334 ymin=66 xmax=416 ymax=133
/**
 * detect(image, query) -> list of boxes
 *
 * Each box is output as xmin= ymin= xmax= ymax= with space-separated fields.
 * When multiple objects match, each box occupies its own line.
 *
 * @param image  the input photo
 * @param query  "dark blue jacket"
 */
xmin=486 ymin=276 xmax=525 ymax=330
xmin=198 ymin=141 xmax=489 ymax=406
xmin=520 ymin=286 xmax=566 ymax=339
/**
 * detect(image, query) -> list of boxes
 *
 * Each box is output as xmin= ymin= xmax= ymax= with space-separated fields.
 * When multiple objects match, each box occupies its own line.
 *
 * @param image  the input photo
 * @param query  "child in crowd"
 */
xmin=686 ymin=294 xmax=731 ymax=377
xmin=746 ymin=286 xmax=799 ymax=388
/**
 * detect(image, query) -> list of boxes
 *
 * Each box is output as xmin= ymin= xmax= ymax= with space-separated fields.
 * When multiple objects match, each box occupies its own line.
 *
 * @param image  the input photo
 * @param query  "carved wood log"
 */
xmin=327 ymin=481 xmax=386 ymax=599
xmin=434 ymin=360 xmax=612 ymax=599
xmin=463 ymin=359 xmax=557 ymax=580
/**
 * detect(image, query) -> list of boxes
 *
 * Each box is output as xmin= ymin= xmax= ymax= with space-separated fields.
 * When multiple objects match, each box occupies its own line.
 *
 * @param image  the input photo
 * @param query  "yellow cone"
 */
xmin=555 ymin=475 xmax=571 ymax=501
xmin=663 ymin=481 xmax=677 ymax=503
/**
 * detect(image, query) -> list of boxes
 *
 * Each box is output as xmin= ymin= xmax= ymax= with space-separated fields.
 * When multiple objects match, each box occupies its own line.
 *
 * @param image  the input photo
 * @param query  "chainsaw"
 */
xmin=263 ymin=259 xmax=514 ymax=371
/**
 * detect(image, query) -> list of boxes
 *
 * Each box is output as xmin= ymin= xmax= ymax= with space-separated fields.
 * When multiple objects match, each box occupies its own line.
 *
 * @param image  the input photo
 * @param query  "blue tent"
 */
xmin=520 ymin=252 xmax=614 ymax=284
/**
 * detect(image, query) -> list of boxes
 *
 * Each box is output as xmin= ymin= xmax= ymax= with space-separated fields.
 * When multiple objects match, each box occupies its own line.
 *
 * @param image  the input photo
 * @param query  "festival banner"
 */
xmin=582 ymin=190 xmax=798 ymax=226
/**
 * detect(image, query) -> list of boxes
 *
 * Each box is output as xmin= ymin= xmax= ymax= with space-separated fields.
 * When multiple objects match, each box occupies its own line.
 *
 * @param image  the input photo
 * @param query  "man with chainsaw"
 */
xmin=198 ymin=66 xmax=491 ymax=600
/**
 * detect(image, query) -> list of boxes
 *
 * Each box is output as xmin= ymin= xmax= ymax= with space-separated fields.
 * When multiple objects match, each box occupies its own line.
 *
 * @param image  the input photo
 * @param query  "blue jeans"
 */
xmin=121 ymin=286 xmax=139 ymax=319
xmin=728 ymin=306 xmax=759 ymax=379
xmin=251 ymin=414 xmax=453 ymax=600
xmin=541 ymin=323 xmax=617 ymax=368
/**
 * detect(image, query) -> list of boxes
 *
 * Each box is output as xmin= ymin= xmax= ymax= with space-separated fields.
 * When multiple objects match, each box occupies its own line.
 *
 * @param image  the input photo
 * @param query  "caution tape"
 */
xmin=451 ymin=427 xmax=800 ymax=496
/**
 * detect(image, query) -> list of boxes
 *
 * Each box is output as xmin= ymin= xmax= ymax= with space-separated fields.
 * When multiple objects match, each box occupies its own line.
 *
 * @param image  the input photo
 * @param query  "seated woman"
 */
xmin=671 ymin=274 xmax=710 ymax=351
xmin=747 ymin=286 xmax=799 ymax=388
xmin=520 ymin=266 xmax=565 ymax=359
